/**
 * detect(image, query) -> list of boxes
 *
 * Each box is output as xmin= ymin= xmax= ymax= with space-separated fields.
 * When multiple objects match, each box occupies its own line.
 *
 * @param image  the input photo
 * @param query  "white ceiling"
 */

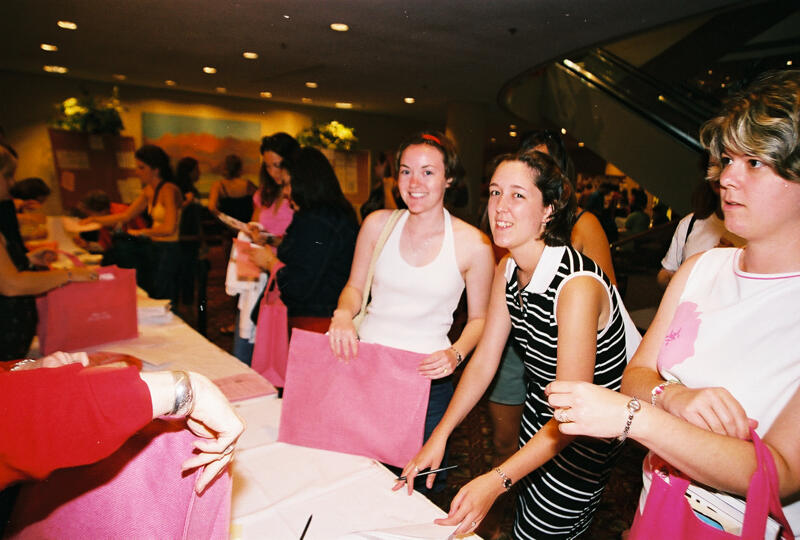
xmin=1 ymin=0 xmax=742 ymax=123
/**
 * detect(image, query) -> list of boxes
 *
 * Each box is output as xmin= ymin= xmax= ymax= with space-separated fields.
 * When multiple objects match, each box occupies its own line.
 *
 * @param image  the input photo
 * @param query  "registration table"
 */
xmin=50 ymin=295 xmax=475 ymax=539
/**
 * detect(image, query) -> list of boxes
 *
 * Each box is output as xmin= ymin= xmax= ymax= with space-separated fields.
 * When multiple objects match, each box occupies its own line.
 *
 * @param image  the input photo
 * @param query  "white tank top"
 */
xmin=642 ymin=248 xmax=800 ymax=533
xmin=357 ymin=209 xmax=465 ymax=354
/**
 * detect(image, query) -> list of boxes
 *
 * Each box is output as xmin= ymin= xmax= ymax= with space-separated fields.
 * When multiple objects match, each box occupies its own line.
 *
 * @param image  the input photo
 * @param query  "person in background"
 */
xmin=397 ymin=150 xmax=627 ymax=537
xmin=175 ymin=157 xmax=200 ymax=207
xmin=546 ymin=69 xmax=800 ymax=537
xmin=226 ymin=133 xmax=298 ymax=363
xmin=624 ymin=188 xmax=650 ymax=234
xmin=208 ymin=154 xmax=256 ymax=222
xmin=83 ymin=145 xmax=183 ymax=300
xmin=73 ymin=190 xmax=114 ymax=253
xmin=10 ymin=177 xmax=51 ymax=241
xmin=0 ymin=139 xmax=97 ymax=362
xmin=657 ymin=179 xmax=744 ymax=288
xmin=251 ymin=146 xmax=358 ymax=333
xmin=175 ymin=157 xmax=204 ymax=305
xmin=329 ymin=131 xmax=494 ymax=493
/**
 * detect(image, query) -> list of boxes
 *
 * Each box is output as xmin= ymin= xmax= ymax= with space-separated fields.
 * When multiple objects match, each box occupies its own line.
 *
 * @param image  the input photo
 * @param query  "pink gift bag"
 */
xmin=629 ymin=430 xmax=794 ymax=540
xmin=278 ymin=329 xmax=431 ymax=468
xmin=251 ymin=269 xmax=289 ymax=387
xmin=7 ymin=421 xmax=232 ymax=540
xmin=36 ymin=265 xmax=138 ymax=355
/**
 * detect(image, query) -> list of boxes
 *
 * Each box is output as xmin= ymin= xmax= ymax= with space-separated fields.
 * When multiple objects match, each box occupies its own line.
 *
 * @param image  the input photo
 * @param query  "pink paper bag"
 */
xmin=36 ymin=265 xmax=138 ymax=355
xmin=251 ymin=270 xmax=289 ymax=386
xmin=8 ymin=421 xmax=231 ymax=540
xmin=234 ymin=239 xmax=261 ymax=280
xmin=278 ymin=329 xmax=431 ymax=467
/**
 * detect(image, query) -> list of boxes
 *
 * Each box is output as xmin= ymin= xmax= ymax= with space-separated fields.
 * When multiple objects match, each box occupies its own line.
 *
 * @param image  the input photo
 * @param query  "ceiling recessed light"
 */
xmin=203 ymin=66 xmax=217 ymax=74
xmin=509 ymin=131 xmax=517 ymax=137
xmin=243 ymin=51 xmax=258 ymax=60
xmin=215 ymin=87 xmax=227 ymax=93
xmin=578 ymin=141 xmax=585 ymax=147
xmin=305 ymin=81 xmax=318 ymax=89
xmin=301 ymin=97 xmax=312 ymax=103
xmin=787 ymin=60 xmax=793 ymax=66
xmin=43 ymin=65 xmax=68 ymax=73
xmin=560 ymin=128 xmax=567 ymax=135
xmin=165 ymin=80 xmax=177 ymax=86
xmin=40 ymin=43 xmax=58 ymax=52
xmin=283 ymin=14 xmax=290 ymax=19
xmin=112 ymin=73 xmax=126 ymax=81
xmin=403 ymin=97 xmax=415 ymax=104
xmin=335 ymin=102 xmax=353 ymax=109
xmin=57 ymin=20 xmax=77 ymax=30
xmin=330 ymin=23 xmax=349 ymax=32
xmin=260 ymin=91 xmax=272 ymax=98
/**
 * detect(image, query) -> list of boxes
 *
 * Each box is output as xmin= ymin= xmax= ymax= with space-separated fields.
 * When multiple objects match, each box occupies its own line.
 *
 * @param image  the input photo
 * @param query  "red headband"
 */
xmin=422 ymin=134 xmax=442 ymax=145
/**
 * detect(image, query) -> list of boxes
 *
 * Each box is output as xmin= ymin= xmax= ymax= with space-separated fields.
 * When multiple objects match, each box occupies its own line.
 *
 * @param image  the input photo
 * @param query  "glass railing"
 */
xmin=558 ymin=48 xmax=720 ymax=152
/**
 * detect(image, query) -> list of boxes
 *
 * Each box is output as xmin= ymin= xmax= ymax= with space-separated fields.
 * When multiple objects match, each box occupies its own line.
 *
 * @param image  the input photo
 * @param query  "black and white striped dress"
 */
xmin=506 ymin=245 xmax=626 ymax=539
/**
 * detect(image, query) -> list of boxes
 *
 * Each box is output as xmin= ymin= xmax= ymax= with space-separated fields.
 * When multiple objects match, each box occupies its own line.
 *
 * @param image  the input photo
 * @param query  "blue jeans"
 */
xmin=418 ymin=377 xmax=454 ymax=494
xmin=231 ymin=310 xmax=254 ymax=366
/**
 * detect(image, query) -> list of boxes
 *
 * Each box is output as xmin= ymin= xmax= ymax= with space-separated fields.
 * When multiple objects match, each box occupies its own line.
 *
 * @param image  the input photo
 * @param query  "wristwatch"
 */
xmin=495 ymin=467 xmax=512 ymax=491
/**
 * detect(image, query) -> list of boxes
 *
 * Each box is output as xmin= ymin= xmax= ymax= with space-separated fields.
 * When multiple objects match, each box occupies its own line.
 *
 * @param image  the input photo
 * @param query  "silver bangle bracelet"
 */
xmin=167 ymin=371 xmax=194 ymax=417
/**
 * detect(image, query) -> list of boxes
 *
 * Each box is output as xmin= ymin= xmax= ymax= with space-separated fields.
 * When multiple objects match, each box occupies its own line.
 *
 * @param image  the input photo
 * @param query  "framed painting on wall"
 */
xmin=141 ymin=112 xmax=261 ymax=196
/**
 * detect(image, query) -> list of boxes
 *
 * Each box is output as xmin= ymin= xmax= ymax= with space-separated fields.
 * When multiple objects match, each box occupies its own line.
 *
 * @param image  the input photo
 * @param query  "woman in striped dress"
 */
xmin=396 ymin=150 xmax=627 ymax=538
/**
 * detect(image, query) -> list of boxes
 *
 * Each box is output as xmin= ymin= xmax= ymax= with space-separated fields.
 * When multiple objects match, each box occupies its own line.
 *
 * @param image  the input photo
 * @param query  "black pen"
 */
xmin=299 ymin=514 xmax=312 ymax=540
xmin=395 ymin=464 xmax=458 ymax=482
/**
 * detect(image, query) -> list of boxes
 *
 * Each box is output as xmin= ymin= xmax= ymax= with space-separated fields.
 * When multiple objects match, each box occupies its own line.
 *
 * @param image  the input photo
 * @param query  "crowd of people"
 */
xmin=1 ymin=69 xmax=799 ymax=539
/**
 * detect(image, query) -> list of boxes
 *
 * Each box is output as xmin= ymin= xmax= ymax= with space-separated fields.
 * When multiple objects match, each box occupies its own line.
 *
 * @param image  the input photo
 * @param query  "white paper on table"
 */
xmin=234 ymin=396 xmax=281 ymax=450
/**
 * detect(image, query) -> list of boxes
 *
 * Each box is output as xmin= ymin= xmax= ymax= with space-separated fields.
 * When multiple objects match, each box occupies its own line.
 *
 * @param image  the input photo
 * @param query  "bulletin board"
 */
xmin=48 ymin=129 xmax=138 ymax=210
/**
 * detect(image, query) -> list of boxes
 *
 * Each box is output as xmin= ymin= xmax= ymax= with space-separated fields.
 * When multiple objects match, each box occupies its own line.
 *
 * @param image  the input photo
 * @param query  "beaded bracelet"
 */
xmin=650 ymin=379 xmax=681 ymax=406
xmin=618 ymin=397 xmax=641 ymax=442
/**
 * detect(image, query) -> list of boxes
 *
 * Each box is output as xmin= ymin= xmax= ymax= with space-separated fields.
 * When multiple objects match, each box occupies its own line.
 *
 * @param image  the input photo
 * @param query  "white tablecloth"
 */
xmin=60 ymin=298 xmax=473 ymax=539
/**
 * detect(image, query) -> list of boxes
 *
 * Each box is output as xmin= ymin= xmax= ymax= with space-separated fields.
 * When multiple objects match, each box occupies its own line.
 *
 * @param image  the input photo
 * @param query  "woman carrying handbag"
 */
xmin=546 ymin=70 xmax=800 ymax=539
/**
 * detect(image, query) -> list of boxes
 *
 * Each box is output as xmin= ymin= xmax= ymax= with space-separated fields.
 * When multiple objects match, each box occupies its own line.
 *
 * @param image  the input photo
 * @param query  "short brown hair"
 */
xmin=701 ymin=70 xmax=800 ymax=184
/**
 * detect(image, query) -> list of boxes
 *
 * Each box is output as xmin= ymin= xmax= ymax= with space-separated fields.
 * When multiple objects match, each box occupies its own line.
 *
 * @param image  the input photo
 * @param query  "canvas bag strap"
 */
xmin=356 ymin=209 xmax=402 ymax=319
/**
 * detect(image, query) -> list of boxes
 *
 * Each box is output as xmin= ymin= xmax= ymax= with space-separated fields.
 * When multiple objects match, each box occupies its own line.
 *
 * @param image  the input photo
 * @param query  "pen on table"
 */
xmin=395 ymin=464 xmax=458 ymax=482
xmin=299 ymin=514 xmax=312 ymax=540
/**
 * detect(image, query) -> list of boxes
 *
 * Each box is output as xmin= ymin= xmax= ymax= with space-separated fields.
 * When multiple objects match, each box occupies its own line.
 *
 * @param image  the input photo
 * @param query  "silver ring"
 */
xmin=413 ymin=466 xmax=420 ymax=472
xmin=555 ymin=408 xmax=570 ymax=423
xmin=470 ymin=521 xmax=477 ymax=528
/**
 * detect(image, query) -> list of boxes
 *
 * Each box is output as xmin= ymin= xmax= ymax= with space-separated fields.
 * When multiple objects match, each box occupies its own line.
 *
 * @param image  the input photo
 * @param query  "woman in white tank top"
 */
xmin=546 ymin=71 xmax=800 ymax=538
xmin=329 ymin=132 xmax=494 ymax=490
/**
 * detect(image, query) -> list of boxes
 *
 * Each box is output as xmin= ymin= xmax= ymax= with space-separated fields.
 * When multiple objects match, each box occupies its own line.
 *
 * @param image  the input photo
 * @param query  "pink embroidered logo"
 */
xmin=657 ymin=302 xmax=701 ymax=371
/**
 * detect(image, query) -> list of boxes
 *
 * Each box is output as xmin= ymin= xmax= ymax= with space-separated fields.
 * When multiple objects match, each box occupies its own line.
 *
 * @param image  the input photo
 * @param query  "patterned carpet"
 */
xmin=177 ymin=244 xmax=648 ymax=539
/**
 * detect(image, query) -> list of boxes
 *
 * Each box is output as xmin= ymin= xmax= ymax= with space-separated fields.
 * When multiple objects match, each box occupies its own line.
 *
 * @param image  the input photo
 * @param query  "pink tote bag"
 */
xmin=250 ymin=268 xmax=289 ymax=387
xmin=278 ymin=329 xmax=431 ymax=468
xmin=8 ymin=421 xmax=231 ymax=540
xmin=36 ymin=265 xmax=138 ymax=355
xmin=629 ymin=430 xmax=794 ymax=540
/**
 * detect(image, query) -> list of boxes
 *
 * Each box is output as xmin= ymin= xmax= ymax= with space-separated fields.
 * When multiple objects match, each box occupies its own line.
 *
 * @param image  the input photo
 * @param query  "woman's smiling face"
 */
xmin=488 ymin=160 xmax=552 ymax=251
xmin=396 ymin=144 xmax=450 ymax=215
